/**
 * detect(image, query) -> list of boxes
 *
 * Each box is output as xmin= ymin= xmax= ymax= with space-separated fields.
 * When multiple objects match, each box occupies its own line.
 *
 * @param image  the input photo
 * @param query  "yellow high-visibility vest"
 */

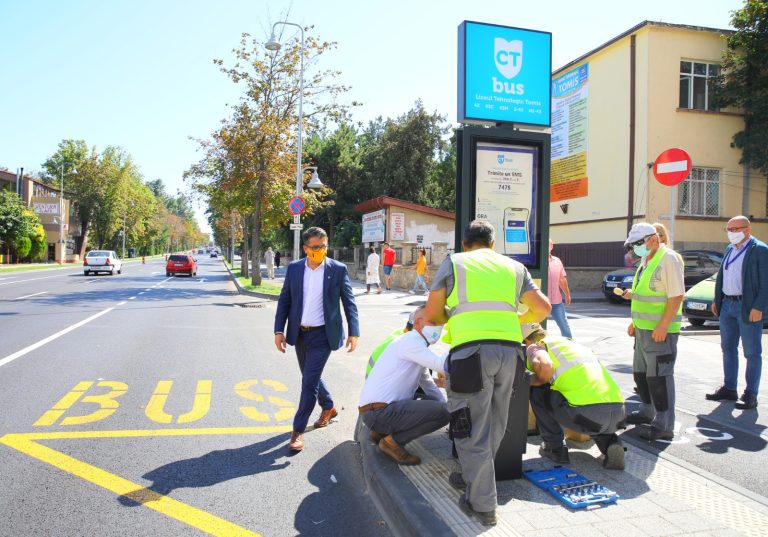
xmin=631 ymin=245 xmax=682 ymax=332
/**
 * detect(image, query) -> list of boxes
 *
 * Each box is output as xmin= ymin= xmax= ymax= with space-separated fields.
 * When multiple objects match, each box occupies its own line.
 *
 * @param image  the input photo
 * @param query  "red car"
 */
xmin=166 ymin=254 xmax=197 ymax=277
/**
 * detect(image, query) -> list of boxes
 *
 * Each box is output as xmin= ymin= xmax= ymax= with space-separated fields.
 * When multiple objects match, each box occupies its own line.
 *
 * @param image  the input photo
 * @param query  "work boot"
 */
xmin=735 ymin=392 xmax=758 ymax=410
xmin=288 ymin=431 xmax=304 ymax=452
xmin=369 ymin=430 xmax=386 ymax=443
xmin=637 ymin=425 xmax=673 ymax=441
xmin=378 ymin=435 xmax=420 ymax=465
xmin=705 ymin=385 xmax=738 ymax=401
xmin=458 ymin=494 xmax=497 ymax=526
xmin=448 ymin=471 xmax=467 ymax=491
xmin=624 ymin=410 xmax=652 ymax=425
xmin=539 ymin=442 xmax=570 ymax=464
xmin=313 ymin=407 xmax=338 ymax=428
xmin=604 ymin=440 xmax=626 ymax=470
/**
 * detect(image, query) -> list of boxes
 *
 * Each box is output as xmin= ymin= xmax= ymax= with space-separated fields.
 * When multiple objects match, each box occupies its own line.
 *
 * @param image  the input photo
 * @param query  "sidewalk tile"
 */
xmin=661 ymin=512 xmax=726 ymax=533
xmin=518 ymin=508 xmax=568 ymax=530
xmin=593 ymin=520 xmax=648 ymax=537
xmin=621 ymin=496 xmax=668 ymax=516
xmin=646 ymin=494 xmax=693 ymax=513
xmin=559 ymin=525 xmax=610 ymax=537
xmin=520 ymin=530 xmax=564 ymax=537
xmin=627 ymin=514 xmax=684 ymax=536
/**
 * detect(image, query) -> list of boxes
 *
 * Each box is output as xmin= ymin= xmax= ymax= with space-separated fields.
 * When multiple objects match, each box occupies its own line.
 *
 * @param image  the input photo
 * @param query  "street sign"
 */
xmin=288 ymin=196 xmax=305 ymax=215
xmin=293 ymin=215 xmax=300 ymax=224
xmin=289 ymin=223 xmax=303 ymax=230
xmin=653 ymin=148 xmax=692 ymax=186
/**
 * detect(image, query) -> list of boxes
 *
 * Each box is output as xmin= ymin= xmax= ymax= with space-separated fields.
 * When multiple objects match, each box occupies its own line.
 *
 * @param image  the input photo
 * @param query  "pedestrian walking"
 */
xmin=706 ymin=215 xmax=768 ymax=410
xmin=425 ymin=219 xmax=551 ymax=526
xmin=410 ymin=249 xmax=430 ymax=294
xmin=623 ymin=222 xmax=684 ymax=441
xmin=522 ymin=323 xmax=626 ymax=470
xmin=359 ymin=306 xmax=449 ymax=466
xmin=274 ymin=227 xmax=360 ymax=452
xmin=547 ymin=239 xmax=572 ymax=339
xmin=264 ymin=246 xmax=275 ymax=279
xmin=382 ymin=242 xmax=396 ymax=291
xmin=365 ymin=247 xmax=382 ymax=294
xmin=274 ymin=250 xmax=281 ymax=269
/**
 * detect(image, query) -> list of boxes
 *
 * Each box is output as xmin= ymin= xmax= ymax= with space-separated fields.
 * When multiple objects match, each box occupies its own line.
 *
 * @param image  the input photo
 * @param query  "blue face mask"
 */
xmin=633 ymin=244 xmax=650 ymax=257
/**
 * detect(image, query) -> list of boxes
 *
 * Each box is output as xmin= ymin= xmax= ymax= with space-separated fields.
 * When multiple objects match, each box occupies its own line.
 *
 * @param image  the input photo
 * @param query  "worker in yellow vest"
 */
xmin=426 ymin=220 xmax=551 ymax=526
xmin=521 ymin=323 xmax=626 ymax=469
xmin=624 ymin=223 xmax=684 ymax=441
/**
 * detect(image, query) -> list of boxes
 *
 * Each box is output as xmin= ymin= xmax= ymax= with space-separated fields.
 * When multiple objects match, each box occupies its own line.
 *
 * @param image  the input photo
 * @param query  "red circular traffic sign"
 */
xmin=653 ymin=148 xmax=692 ymax=186
xmin=288 ymin=196 xmax=305 ymax=215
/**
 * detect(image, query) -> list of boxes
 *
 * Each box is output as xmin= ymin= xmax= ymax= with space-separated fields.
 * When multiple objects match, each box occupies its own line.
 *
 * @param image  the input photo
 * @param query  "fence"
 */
xmin=409 ymin=246 xmax=432 ymax=266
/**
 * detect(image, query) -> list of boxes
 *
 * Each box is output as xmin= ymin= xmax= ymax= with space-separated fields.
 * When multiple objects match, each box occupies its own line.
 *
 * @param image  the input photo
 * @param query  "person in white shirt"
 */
xmin=264 ymin=247 xmax=275 ymax=279
xmin=359 ymin=306 xmax=449 ymax=465
xmin=365 ymin=247 xmax=382 ymax=294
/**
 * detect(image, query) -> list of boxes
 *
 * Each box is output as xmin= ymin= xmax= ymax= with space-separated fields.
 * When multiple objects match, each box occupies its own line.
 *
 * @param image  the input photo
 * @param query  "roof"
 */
xmin=353 ymin=196 xmax=455 ymax=220
xmin=0 ymin=169 xmax=60 ymax=193
xmin=554 ymin=21 xmax=733 ymax=76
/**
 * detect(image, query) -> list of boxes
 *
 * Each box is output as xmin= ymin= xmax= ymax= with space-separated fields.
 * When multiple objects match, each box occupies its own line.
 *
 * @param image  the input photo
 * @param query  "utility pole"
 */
xmin=122 ymin=213 xmax=126 ymax=258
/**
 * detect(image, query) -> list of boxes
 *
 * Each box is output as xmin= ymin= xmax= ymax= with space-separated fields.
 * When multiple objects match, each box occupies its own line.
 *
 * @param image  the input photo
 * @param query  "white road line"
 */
xmin=0 ymin=307 xmax=115 ymax=369
xmin=129 ymin=296 xmax=136 ymax=300
xmin=12 ymin=291 xmax=48 ymax=300
xmin=138 ymin=292 xmax=145 ymax=295
xmin=0 ymin=276 xmax=20 ymax=281
xmin=0 ymin=274 xmax=75 ymax=286
xmin=116 ymin=301 xmax=126 ymax=306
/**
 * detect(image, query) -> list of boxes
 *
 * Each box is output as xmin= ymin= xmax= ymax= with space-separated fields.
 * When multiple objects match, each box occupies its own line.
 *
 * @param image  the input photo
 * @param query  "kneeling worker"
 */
xmin=523 ymin=323 xmax=627 ymax=470
xmin=358 ymin=306 xmax=449 ymax=465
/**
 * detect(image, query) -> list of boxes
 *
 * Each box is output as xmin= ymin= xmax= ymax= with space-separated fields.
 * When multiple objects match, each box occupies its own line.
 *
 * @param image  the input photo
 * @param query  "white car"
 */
xmin=84 ymin=250 xmax=122 ymax=276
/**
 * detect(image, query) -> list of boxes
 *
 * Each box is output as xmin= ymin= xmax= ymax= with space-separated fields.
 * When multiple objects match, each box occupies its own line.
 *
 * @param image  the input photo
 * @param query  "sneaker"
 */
xmin=458 ymin=494 xmax=497 ymax=526
xmin=604 ymin=441 xmax=626 ymax=470
xmin=539 ymin=443 xmax=570 ymax=464
xmin=625 ymin=411 xmax=652 ymax=425
xmin=448 ymin=471 xmax=466 ymax=491
xmin=735 ymin=392 xmax=758 ymax=410
xmin=637 ymin=425 xmax=674 ymax=441
xmin=706 ymin=385 xmax=738 ymax=401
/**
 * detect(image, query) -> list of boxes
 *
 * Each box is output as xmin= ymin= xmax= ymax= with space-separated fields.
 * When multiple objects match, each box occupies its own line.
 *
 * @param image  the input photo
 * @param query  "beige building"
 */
xmin=549 ymin=21 xmax=767 ymax=266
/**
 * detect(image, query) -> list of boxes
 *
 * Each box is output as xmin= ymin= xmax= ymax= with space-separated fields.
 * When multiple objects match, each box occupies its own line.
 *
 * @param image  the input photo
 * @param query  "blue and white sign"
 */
xmin=458 ymin=21 xmax=551 ymax=127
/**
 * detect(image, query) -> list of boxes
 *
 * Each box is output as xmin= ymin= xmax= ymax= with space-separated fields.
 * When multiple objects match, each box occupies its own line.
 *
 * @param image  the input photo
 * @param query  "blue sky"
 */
xmin=0 ymin=0 xmax=739 ymax=233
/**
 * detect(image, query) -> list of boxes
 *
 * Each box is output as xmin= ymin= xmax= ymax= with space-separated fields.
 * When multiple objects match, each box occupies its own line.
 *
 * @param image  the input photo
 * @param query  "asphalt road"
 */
xmin=563 ymin=300 xmax=768 ymax=499
xmin=0 ymin=258 xmax=395 ymax=537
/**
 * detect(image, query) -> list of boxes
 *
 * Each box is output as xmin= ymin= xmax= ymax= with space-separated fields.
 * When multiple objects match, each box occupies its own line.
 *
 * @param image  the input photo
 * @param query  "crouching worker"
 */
xmin=358 ymin=306 xmax=449 ymax=465
xmin=522 ymin=323 xmax=627 ymax=470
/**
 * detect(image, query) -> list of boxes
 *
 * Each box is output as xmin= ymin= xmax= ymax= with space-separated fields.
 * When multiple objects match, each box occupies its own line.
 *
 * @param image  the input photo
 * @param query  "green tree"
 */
xmin=0 ymin=190 xmax=42 ymax=262
xmin=715 ymin=0 xmax=768 ymax=176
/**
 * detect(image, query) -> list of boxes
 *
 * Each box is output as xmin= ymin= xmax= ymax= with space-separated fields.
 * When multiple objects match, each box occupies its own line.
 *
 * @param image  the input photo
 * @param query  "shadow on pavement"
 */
xmin=117 ymin=433 xmax=291 ymax=506
xmin=695 ymin=404 xmax=767 ymax=454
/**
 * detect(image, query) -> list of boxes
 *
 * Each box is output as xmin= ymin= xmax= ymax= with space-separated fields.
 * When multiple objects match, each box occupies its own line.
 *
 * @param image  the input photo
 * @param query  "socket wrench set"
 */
xmin=524 ymin=466 xmax=619 ymax=509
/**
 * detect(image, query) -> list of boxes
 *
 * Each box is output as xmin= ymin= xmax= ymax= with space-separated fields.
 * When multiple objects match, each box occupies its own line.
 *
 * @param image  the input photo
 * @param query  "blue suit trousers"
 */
xmin=293 ymin=328 xmax=334 ymax=432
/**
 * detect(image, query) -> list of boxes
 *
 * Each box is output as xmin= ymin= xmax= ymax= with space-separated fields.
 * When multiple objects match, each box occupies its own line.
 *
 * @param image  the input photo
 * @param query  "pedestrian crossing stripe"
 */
xmin=0 ymin=426 xmax=292 ymax=536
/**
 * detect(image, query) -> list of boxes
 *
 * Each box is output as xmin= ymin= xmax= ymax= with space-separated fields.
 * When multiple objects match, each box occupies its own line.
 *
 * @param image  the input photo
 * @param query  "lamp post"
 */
xmin=122 ymin=213 xmax=126 ymax=259
xmin=59 ymin=163 xmax=77 ymax=264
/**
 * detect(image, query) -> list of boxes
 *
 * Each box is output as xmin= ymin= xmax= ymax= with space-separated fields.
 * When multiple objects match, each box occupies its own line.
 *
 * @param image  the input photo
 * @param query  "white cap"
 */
xmin=624 ymin=222 xmax=657 ymax=246
xmin=521 ymin=323 xmax=546 ymax=340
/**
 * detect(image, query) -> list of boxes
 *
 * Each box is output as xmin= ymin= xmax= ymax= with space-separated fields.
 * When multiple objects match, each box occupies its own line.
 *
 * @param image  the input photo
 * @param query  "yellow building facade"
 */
xmin=550 ymin=21 xmax=767 ymax=266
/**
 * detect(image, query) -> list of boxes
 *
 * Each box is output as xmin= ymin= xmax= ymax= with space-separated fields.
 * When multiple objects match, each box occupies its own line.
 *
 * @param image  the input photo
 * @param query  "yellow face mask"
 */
xmin=306 ymin=246 xmax=327 ymax=264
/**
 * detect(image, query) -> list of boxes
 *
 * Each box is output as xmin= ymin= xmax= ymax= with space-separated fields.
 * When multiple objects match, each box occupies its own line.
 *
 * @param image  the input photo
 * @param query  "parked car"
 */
xmin=166 ymin=254 xmax=197 ymax=277
xmin=210 ymin=251 xmax=218 ymax=258
xmin=84 ymin=250 xmax=122 ymax=276
xmin=602 ymin=250 xmax=723 ymax=303
xmin=683 ymin=274 xmax=717 ymax=326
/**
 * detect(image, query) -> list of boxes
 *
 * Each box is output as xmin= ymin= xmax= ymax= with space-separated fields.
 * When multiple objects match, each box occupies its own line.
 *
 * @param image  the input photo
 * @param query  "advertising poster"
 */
xmin=474 ymin=142 xmax=538 ymax=266
xmin=390 ymin=212 xmax=405 ymax=241
xmin=551 ymin=63 xmax=589 ymax=202
xmin=362 ymin=209 xmax=386 ymax=243
xmin=458 ymin=21 xmax=551 ymax=126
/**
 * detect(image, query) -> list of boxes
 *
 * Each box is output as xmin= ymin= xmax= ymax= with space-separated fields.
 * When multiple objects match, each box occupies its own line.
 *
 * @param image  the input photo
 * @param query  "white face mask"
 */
xmin=727 ymin=231 xmax=745 ymax=245
xmin=420 ymin=324 xmax=444 ymax=345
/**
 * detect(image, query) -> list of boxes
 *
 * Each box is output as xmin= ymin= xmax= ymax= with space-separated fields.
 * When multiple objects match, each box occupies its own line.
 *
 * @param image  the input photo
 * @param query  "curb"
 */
xmin=223 ymin=261 xmax=279 ymax=301
xmin=356 ymin=416 xmax=453 ymax=537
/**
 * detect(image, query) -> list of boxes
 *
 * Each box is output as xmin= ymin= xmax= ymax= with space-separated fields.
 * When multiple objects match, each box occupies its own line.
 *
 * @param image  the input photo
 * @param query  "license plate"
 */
xmin=687 ymin=302 xmax=707 ymax=311
xmin=174 ymin=264 xmax=184 ymax=267
xmin=605 ymin=282 xmax=618 ymax=288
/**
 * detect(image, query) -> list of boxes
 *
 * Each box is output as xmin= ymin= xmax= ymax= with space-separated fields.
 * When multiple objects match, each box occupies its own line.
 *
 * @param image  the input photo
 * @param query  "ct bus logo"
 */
xmin=497 ymin=154 xmax=505 ymax=165
xmin=494 ymin=38 xmax=523 ymax=78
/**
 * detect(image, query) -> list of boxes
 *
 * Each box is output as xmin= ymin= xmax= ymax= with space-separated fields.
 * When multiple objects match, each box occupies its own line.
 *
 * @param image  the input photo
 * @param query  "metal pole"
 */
xmin=122 ymin=214 xmax=126 ymax=258
xmin=230 ymin=210 xmax=235 ymax=264
xmin=60 ymin=164 xmax=65 ymax=264
xmin=669 ymin=186 xmax=675 ymax=247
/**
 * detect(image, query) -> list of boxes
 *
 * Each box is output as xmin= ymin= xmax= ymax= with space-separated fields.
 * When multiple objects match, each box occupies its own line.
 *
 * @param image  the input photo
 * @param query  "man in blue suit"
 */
xmin=274 ymin=227 xmax=360 ymax=451
xmin=707 ymin=216 xmax=768 ymax=410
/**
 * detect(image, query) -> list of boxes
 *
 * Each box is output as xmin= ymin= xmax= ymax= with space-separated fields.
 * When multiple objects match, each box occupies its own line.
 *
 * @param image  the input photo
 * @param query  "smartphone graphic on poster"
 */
xmin=504 ymin=208 xmax=530 ymax=255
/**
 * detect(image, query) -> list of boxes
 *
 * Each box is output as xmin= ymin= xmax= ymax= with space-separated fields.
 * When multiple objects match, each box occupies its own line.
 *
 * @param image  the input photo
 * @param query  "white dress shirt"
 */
xmin=722 ymin=239 xmax=752 ymax=296
xmin=359 ymin=330 xmax=447 ymax=406
xmin=300 ymin=259 xmax=326 ymax=327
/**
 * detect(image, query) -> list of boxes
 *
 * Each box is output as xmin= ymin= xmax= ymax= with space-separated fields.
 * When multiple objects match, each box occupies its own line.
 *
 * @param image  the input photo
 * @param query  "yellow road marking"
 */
xmin=0 ymin=434 xmax=262 ymax=537
xmin=6 ymin=425 xmax=292 ymax=441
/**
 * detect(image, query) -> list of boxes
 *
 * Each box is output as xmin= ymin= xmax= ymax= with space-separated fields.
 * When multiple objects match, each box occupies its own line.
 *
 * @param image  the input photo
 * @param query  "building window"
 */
xmin=678 ymin=167 xmax=719 ymax=216
xmin=679 ymin=61 xmax=719 ymax=111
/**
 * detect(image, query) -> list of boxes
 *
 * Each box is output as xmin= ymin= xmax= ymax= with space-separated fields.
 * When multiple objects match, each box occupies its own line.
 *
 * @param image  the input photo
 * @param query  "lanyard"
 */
xmin=724 ymin=239 xmax=752 ymax=271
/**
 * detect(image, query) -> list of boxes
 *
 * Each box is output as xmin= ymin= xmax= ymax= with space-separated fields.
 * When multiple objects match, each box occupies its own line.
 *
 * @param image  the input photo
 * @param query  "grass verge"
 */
xmin=226 ymin=261 xmax=281 ymax=295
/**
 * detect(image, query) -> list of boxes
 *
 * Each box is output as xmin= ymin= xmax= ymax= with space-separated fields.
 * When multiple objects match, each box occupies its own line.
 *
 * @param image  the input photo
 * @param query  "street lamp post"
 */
xmin=122 ymin=213 xmax=126 ymax=259
xmin=59 ymin=164 xmax=77 ymax=264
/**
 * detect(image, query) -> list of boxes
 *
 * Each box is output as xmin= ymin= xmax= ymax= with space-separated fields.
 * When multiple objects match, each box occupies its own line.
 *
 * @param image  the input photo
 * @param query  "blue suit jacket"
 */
xmin=714 ymin=237 xmax=768 ymax=323
xmin=274 ymin=258 xmax=360 ymax=351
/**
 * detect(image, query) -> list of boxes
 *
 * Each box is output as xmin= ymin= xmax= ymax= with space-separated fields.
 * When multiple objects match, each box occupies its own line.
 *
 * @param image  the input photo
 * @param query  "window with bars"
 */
xmin=679 ymin=61 xmax=719 ymax=111
xmin=677 ymin=168 xmax=720 ymax=216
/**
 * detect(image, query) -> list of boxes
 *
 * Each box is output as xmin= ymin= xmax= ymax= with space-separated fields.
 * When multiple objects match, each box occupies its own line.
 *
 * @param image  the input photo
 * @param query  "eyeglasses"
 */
xmin=305 ymin=244 xmax=327 ymax=251
xmin=725 ymin=226 xmax=747 ymax=232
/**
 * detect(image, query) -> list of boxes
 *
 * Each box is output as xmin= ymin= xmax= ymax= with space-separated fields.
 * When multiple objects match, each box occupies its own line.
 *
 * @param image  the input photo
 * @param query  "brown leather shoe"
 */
xmin=313 ymin=407 xmax=338 ymax=428
xmin=369 ymin=430 xmax=386 ymax=443
xmin=378 ymin=435 xmax=420 ymax=465
xmin=288 ymin=431 xmax=304 ymax=452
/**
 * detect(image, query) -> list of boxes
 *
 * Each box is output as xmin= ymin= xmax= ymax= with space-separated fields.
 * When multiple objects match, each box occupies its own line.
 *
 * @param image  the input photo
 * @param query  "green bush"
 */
xmin=12 ymin=235 xmax=32 ymax=259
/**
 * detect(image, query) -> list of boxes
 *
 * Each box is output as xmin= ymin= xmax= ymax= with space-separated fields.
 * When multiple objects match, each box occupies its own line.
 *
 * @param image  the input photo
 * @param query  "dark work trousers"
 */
xmin=362 ymin=399 xmax=450 ymax=446
xmin=293 ymin=328 xmax=333 ymax=433
xmin=529 ymin=386 xmax=626 ymax=451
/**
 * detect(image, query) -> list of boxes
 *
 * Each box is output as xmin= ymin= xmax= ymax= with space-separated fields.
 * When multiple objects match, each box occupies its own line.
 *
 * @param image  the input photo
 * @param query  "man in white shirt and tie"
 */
xmin=358 ymin=306 xmax=449 ymax=465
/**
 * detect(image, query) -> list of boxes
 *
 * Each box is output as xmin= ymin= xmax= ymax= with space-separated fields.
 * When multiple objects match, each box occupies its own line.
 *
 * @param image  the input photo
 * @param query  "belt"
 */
xmin=300 ymin=325 xmax=325 ymax=332
xmin=358 ymin=402 xmax=388 ymax=413
xmin=723 ymin=294 xmax=742 ymax=300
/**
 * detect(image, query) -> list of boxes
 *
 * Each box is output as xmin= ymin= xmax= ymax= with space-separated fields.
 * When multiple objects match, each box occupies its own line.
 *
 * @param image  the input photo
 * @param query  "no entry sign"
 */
xmin=653 ymin=148 xmax=692 ymax=186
